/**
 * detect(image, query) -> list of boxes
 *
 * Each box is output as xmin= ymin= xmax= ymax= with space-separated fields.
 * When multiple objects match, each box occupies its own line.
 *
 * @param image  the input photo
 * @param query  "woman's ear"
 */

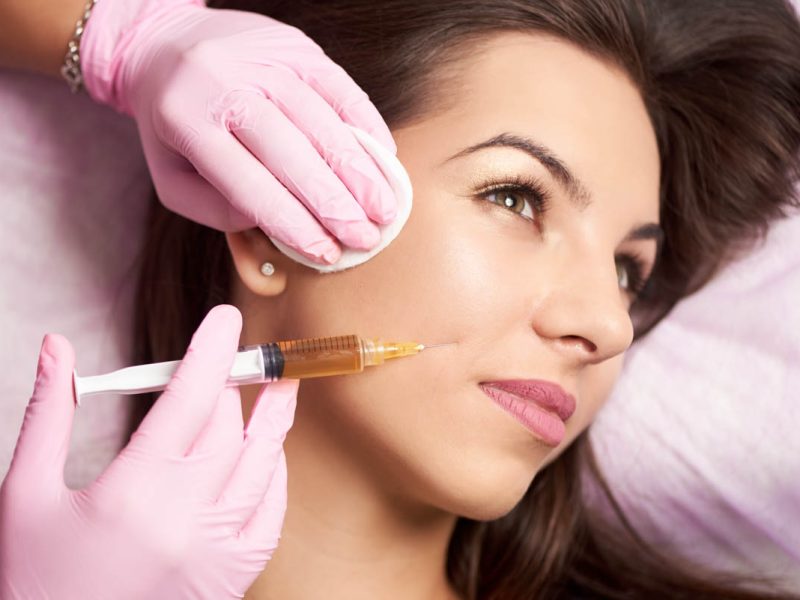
xmin=225 ymin=229 xmax=290 ymax=297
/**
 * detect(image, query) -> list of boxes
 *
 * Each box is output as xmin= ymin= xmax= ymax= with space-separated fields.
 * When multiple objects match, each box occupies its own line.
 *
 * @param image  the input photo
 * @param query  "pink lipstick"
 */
xmin=479 ymin=380 xmax=576 ymax=446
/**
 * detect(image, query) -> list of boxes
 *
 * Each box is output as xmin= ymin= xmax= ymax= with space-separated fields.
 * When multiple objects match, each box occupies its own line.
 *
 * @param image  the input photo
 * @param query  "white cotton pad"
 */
xmin=269 ymin=125 xmax=413 ymax=273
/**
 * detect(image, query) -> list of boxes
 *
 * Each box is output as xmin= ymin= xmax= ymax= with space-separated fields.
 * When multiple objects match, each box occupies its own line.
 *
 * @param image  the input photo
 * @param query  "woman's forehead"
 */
xmin=400 ymin=32 xmax=661 ymax=220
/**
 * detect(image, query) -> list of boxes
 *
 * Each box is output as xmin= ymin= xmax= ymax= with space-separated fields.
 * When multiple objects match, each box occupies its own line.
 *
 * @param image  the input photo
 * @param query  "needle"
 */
xmin=419 ymin=342 xmax=457 ymax=350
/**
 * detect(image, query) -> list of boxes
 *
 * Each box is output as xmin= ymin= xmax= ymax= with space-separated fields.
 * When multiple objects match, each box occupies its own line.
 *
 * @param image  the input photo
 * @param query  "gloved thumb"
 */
xmin=6 ymin=334 xmax=76 ymax=493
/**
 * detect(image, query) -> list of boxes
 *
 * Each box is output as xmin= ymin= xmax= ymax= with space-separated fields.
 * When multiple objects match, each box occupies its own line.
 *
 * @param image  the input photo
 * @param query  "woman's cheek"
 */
xmin=434 ymin=217 xmax=542 ymax=326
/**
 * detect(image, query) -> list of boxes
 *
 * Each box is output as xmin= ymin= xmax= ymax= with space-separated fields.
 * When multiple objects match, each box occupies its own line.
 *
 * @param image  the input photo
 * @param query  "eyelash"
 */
xmin=476 ymin=174 xmax=552 ymax=222
xmin=474 ymin=175 xmax=652 ymax=300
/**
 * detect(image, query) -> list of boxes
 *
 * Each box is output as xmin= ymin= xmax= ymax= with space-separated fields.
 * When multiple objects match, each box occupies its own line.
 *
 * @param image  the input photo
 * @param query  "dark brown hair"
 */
xmin=132 ymin=0 xmax=800 ymax=597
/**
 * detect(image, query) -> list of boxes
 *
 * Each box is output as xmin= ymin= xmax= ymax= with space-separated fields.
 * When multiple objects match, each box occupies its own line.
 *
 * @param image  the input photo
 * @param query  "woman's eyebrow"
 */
xmin=444 ymin=132 xmax=664 ymax=243
xmin=625 ymin=222 xmax=664 ymax=244
xmin=443 ymin=132 xmax=593 ymax=210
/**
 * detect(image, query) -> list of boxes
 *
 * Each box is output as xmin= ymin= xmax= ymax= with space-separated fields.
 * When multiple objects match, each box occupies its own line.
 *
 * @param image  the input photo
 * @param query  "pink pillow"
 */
xmin=591 ymin=207 xmax=800 ymax=589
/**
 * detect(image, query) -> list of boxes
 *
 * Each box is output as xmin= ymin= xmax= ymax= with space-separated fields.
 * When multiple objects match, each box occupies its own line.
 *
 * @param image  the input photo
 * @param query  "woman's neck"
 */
xmin=242 ymin=386 xmax=461 ymax=600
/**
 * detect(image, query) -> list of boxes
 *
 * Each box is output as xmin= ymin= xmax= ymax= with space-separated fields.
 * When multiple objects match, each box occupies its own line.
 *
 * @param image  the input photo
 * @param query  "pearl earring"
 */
xmin=260 ymin=262 xmax=275 ymax=277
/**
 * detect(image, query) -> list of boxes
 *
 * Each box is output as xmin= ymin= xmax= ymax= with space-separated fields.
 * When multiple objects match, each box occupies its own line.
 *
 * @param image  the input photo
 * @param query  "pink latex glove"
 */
xmin=0 ymin=305 xmax=297 ymax=600
xmin=80 ymin=0 xmax=397 ymax=265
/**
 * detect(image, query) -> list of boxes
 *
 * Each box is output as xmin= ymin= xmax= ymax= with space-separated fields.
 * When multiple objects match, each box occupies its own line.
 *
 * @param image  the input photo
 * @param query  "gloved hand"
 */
xmin=80 ymin=0 xmax=397 ymax=265
xmin=0 ymin=305 xmax=297 ymax=600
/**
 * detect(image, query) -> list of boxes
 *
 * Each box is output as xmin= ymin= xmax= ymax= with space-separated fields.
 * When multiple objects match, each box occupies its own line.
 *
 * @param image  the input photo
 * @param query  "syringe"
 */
xmin=72 ymin=335 xmax=429 ymax=404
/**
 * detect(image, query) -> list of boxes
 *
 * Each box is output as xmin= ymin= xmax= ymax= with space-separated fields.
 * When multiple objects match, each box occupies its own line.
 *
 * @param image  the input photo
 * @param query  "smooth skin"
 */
xmin=226 ymin=33 xmax=661 ymax=600
xmin=0 ymin=0 xmax=87 ymax=74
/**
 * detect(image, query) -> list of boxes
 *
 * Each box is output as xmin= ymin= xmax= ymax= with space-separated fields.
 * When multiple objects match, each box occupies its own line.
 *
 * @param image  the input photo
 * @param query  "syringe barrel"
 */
xmin=248 ymin=335 xmax=366 ymax=381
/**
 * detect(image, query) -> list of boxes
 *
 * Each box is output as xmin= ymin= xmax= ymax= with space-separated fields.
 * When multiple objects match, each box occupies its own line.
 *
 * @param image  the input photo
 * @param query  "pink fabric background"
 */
xmin=590 ymin=209 xmax=800 ymax=589
xmin=0 ymin=70 xmax=150 ymax=487
xmin=1 ymin=65 xmax=798 ymax=589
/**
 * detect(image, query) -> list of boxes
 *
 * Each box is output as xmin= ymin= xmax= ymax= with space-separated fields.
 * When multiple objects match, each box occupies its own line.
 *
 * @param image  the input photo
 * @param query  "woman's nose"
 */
xmin=530 ymin=255 xmax=634 ymax=366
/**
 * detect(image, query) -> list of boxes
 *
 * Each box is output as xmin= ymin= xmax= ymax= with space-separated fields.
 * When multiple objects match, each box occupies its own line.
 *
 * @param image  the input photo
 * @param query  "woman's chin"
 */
xmin=452 ymin=487 xmax=533 ymax=522
xmin=426 ymin=465 xmax=539 ymax=522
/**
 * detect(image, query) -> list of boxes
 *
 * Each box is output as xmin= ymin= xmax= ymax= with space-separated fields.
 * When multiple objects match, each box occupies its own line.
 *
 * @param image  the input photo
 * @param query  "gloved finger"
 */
xmin=223 ymin=91 xmax=381 ymax=250
xmin=147 ymin=147 xmax=254 ymax=232
xmin=185 ymin=386 xmax=244 ymax=499
xmin=216 ymin=380 xmax=297 ymax=521
xmin=297 ymin=55 xmax=397 ymax=154
xmin=4 ymin=334 xmax=75 ymax=495
xmin=179 ymin=125 xmax=342 ymax=265
xmin=128 ymin=305 xmax=242 ymax=458
xmin=237 ymin=449 xmax=287 ymax=556
xmin=261 ymin=79 xmax=397 ymax=225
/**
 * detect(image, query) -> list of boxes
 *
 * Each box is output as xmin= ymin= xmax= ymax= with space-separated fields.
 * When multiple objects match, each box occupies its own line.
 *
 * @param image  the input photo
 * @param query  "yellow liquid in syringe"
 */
xmin=269 ymin=335 xmax=424 ymax=379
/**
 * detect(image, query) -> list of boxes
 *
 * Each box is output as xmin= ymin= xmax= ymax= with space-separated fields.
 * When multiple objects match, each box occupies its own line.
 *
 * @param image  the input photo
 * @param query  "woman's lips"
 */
xmin=479 ymin=380 xmax=577 ymax=446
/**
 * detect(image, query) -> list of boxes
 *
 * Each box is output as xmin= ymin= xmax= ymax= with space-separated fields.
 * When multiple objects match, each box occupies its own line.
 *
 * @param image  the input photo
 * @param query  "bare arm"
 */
xmin=0 ymin=0 xmax=87 ymax=75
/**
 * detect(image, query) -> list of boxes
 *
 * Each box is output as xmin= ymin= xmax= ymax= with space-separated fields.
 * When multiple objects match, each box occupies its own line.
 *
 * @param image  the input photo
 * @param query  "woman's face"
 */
xmin=233 ymin=33 xmax=661 ymax=520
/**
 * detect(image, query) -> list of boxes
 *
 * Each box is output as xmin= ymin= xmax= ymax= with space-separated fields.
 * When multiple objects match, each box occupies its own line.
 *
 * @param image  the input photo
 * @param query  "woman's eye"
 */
xmin=617 ymin=260 xmax=630 ymax=290
xmin=484 ymin=189 xmax=535 ymax=220
xmin=616 ymin=255 xmax=648 ymax=299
